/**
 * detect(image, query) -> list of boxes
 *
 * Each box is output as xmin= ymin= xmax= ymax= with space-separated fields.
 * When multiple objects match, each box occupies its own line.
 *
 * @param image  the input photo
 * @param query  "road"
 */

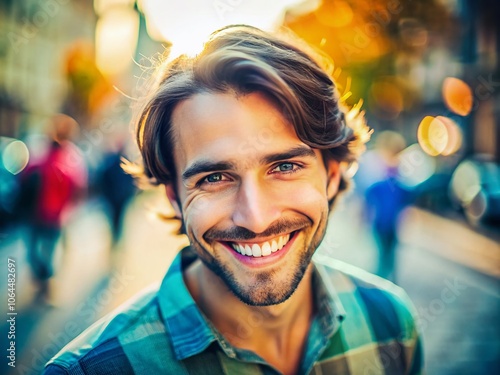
xmin=1 ymin=190 xmax=499 ymax=375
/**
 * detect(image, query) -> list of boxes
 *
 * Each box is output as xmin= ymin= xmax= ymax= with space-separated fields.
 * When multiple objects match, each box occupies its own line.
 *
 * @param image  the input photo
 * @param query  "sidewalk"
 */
xmin=399 ymin=207 xmax=500 ymax=278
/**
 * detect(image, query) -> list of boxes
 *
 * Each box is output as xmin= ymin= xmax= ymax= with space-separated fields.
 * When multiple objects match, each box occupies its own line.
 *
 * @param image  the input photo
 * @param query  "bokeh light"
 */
xmin=442 ymin=77 xmax=473 ymax=116
xmin=2 ymin=139 xmax=30 ymax=175
xmin=450 ymin=160 xmax=482 ymax=206
xmin=417 ymin=116 xmax=447 ymax=156
xmin=95 ymin=6 xmax=140 ymax=77
xmin=417 ymin=115 xmax=463 ymax=156
xmin=436 ymin=116 xmax=463 ymax=156
xmin=397 ymin=143 xmax=436 ymax=187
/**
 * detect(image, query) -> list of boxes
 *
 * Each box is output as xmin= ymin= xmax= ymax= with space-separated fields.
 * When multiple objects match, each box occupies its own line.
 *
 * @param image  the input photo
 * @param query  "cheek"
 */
xmin=292 ymin=190 xmax=329 ymax=221
xmin=275 ymin=180 xmax=329 ymax=210
xmin=183 ymin=194 xmax=231 ymax=237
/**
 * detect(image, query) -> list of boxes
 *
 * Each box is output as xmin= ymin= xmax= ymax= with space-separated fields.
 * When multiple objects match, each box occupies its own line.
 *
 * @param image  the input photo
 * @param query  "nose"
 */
xmin=232 ymin=177 xmax=282 ymax=234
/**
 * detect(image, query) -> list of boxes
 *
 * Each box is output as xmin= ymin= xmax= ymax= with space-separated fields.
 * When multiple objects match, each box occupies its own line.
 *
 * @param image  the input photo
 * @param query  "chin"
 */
xmin=203 ymin=246 xmax=312 ymax=307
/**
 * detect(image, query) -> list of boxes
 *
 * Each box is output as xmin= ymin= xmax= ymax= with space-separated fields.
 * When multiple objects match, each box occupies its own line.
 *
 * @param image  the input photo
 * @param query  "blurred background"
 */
xmin=0 ymin=0 xmax=498 ymax=374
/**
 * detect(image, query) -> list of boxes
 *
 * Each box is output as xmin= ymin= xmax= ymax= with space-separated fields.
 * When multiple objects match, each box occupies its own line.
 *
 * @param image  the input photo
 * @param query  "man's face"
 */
xmin=170 ymin=92 xmax=339 ymax=306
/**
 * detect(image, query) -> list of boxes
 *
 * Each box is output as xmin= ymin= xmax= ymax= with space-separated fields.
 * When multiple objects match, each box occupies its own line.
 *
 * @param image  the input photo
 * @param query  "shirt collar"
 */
xmin=157 ymin=247 xmax=346 ymax=361
xmin=312 ymin=258 xmax=347 ymax=337
xmin=157 ymin=247 xmax=216 ymax=360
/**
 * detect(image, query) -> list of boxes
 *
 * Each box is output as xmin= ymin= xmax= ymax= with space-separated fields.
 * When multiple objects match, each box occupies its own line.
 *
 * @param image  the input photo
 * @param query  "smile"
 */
xmin=228 ymin=233 xmax=292 ymax=257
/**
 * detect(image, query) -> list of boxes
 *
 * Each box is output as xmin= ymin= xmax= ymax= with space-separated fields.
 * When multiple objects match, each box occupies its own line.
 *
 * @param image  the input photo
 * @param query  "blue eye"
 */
xmin=271 ymin=162 xmax=300 ymax=174
xmin=277 ymin=163 xmax=294 ymax=172
xmin=195 ymin=172 xmax=231 ymax=189
xmin=204 ymin=173 xmax=224 ymax=183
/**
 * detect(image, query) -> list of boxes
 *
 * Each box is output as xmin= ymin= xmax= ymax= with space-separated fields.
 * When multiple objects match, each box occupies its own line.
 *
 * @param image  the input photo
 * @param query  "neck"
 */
xmin=184 ymin=260 xmax=315 ymax=374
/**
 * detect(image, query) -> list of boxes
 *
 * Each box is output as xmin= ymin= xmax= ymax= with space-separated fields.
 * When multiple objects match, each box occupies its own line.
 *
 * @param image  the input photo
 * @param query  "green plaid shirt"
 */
xmin=44 ymin=247 xmax=422 ymax=374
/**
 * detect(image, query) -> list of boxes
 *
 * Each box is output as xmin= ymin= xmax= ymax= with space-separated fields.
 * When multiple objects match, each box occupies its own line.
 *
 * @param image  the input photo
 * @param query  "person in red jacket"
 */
xmin=20 ymin=114 xmax=87 ymax=301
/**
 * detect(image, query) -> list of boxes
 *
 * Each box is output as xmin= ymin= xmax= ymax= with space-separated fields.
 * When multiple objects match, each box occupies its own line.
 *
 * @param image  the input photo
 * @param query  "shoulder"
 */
xmin=313 ymin=255 xmax=423 ymax=373
xmin=314 ymin=254 xmax=419 ymax=341
xmin=43 ymin=283 xmax=174 ymax=374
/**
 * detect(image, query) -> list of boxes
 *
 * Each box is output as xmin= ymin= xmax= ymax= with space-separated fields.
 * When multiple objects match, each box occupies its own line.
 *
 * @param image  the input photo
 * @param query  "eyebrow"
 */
xmin=182 ymin=161 xmax=235 ymax=181
xmin=181 ymin=145 xmax=317 ymax=182
xmin=260 ymin=145 xmax=317 ymax=165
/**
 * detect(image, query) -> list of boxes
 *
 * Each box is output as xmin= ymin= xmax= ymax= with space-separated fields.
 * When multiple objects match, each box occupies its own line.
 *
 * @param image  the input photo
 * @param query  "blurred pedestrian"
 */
xmin=364 ymin=131 xmax=413 ymax=283
xmin=97 ymin=137 xmax=136 ymax=247
xmin=18 ymin=114 xmax=87 ymax=301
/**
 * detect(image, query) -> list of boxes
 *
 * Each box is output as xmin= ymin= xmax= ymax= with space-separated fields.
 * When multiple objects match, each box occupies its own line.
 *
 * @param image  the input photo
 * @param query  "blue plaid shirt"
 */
xmin=44 ymin=247 xmax=423 ymax=374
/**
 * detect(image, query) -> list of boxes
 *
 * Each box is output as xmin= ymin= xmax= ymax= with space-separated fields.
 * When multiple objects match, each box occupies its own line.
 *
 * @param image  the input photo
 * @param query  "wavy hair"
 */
xmin=132 ymin=25 xmax=370 ymax=209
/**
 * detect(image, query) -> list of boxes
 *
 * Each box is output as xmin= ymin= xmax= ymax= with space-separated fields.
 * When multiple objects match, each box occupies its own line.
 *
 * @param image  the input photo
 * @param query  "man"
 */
xmin=44 ymin=26 xmax=422 ymax=374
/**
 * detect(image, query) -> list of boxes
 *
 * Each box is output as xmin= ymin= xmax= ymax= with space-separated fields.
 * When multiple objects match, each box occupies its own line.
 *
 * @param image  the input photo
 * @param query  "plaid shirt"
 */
xmin=44 ymin=247 xmax=422 ymax=374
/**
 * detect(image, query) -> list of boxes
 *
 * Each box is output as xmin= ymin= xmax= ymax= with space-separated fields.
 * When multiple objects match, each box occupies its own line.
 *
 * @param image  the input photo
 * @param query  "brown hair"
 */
xmin=133 ymin=25 xmax=370 ymax=208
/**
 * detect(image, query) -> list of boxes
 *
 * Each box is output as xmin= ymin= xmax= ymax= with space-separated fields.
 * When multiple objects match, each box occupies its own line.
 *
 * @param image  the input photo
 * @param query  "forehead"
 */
xmin=170 ymin=92 xmax=309 ymax=171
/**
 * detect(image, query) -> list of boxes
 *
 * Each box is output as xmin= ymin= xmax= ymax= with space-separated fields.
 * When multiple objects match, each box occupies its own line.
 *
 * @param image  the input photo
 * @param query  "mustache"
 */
xmin=204 ymin=217 xmax=311 ymax=241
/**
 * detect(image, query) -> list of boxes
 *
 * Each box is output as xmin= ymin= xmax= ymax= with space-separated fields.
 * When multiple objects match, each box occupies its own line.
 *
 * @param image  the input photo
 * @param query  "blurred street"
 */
xmin=1 ymin=191 xmax=498 ymax=375
xmin=1 ymin=1 xmax=498 ymax=374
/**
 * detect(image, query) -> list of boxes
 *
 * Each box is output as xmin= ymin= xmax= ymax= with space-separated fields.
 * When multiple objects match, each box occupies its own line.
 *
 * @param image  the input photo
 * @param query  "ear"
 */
xmin=165 ymin=184 xmax=182 ymax=219
xmin=325 ymin=159 xmax=342 ymax=201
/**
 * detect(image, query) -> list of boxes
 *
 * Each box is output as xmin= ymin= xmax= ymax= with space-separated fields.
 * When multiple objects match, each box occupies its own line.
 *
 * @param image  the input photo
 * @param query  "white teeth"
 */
xmin=244 ymin=245 xmax=252 ymax=256
xmin=271 ymin=240 xmax=278 ymax=252
xmin=261 ymin=242 xmax=271 ymax=256
xmin=251 ymin=244 xmax=262 ymax=257
xmin=231 ymin=233 xmax=293 ymax=258
xmin=283 ymin=234 xmax=290 ymax=248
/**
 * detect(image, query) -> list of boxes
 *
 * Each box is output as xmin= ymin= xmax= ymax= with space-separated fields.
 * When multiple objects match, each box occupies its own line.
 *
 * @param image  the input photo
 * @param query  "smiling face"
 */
xmin=169 ymin=91 xmax=340 ymax=306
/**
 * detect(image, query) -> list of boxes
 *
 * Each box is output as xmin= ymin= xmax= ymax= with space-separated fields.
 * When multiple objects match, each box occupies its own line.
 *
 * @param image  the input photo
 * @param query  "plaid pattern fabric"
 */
xmin=44 ymin=248 xmax=422 ymax=374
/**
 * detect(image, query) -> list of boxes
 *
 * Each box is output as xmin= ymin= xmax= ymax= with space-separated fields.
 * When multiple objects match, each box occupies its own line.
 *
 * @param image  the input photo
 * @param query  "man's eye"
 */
xmin=271 ymin=163 xmax=300 ymax=173
xmin=203 ymin=173 xmax=225 ymax=183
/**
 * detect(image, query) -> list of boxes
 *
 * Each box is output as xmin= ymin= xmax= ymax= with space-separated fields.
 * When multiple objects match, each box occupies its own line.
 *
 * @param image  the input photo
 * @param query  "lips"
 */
xmin=227 ymin=233 xmax=292 ymax=257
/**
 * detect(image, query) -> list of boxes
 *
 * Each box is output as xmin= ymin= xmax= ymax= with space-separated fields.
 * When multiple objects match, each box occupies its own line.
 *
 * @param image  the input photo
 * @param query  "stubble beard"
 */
xmin=189 ymin=214 xmax=328 ymax=306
